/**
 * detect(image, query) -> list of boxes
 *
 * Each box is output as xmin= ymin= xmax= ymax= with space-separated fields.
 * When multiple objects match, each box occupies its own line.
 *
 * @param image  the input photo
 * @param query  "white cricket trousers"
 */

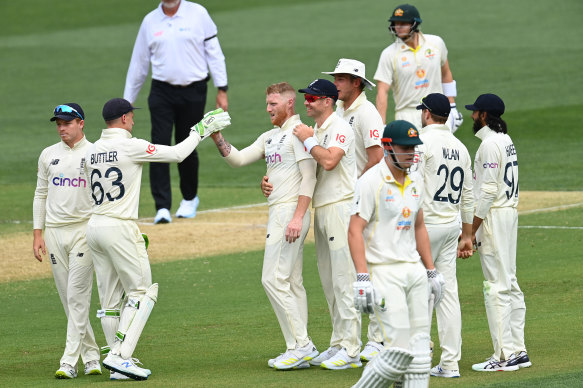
xmin=370 ymin=261 xmax=430 ymax=349
xmin=86 ymin=215 xmax=152 ymax=348
xmin=45 ymin=223 xmax=100 ymax=366
xmin=395 ymin=108 xmax=422 ymax=131
xmin=262 ymin=203 xmax=311 ymax=350
xmin=426 ymin=221 xmax=462 ymax=370
xmin=476 ymin=207 xmax=526 ymax=360
xmin=314 ymin=200 xmax=361 ymax=357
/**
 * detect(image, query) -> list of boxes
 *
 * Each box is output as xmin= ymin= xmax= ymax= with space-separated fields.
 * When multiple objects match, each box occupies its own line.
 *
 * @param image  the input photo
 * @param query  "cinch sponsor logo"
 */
xmin=52 ymin=174 xmax=87 ymax=188
xmin=265 ymin=152 xmax=282 ymax=165
xmin=483 ymin=162 xmax=499 ymax=168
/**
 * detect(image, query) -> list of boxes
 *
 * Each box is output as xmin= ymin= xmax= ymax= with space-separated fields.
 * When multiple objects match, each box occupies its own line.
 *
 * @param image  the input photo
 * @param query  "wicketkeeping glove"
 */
xmin=427 ymin=269 xmax=445 ymax=307
xmin=448 ymin=104 xmax=463 ymax=133
xmin=190 ymin=108 xmax=231 ymax=140
xmin=353 ymin=273 xmax=385 ymax=314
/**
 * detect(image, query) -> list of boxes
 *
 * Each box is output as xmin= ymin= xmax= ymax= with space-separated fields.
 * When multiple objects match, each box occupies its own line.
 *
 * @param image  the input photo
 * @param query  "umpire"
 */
xmin=123 ymin=0 xmax=228 ymax=224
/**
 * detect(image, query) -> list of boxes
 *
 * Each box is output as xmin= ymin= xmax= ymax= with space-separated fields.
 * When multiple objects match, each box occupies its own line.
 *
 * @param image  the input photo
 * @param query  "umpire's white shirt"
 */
xmin=86 ymin=128 xmax=201 ymax=220
xmin=34 ymin=137 xmax=92 ymax=229
xmin=417 ymin=123 xmax=473 ymax=225
xmin=312 ymin=114 xmax=356 ymax=208
xmin=335 ymin=91 xmax=382 ymax=175
xmin=352 ymin=160 xmax=422 ymax=264
xmin=124 ymin=1 xmax=227 ymax=103
xmin=473 ymin=126 xmax=519 ymax=219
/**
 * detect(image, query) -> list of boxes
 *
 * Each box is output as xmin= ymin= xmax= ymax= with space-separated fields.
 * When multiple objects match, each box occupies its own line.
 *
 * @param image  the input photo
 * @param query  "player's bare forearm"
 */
xmin=286 ymin=196 xmax=311 ymax=243
xmin=457 ymin=223 xmax=474 ymax=258
xmin=415 ymin=210 xmax=435 ymax=270
xmin=33 ymin=229 xmax=46 ymax=262
xmin=472 ymin=215 xmax=484 ymax=238
xmin=441 ymin=61 xmax=455 ymax=103
xmin=260 ymin=176 xmax=273 ymax=197
xmin=361 ymin=146 xmax=383 ymax=176
xmin=216 ymin=90 xmax=228 ymax=111
xmin=211 ymin=132 xmax=232 ymax=157
xmin=311 ymin=146 xmax=344 ymax=171
xmin=348 ymin=215 xmax=369 ymax=273
xmin=375 ymin=81 xmax=390 ymax=124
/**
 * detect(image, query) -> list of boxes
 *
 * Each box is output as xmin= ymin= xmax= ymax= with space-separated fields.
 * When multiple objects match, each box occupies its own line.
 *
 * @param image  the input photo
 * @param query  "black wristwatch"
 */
xmin=218 ymin=85 xmax=228 ymax=92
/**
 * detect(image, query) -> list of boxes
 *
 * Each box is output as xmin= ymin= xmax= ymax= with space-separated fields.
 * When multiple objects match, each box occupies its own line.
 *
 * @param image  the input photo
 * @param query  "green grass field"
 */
xmin=1 ymin=0 xmax=582 ymax=386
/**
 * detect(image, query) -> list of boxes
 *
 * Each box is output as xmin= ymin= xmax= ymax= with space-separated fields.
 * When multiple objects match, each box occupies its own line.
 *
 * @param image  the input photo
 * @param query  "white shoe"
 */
xmin=320 ymin=347 xmax=362 ymax=370
xmin=430 ymin=364 xmax=460 ymax=378
xmin=360 ymin=341 xmax=384 ymax=362
xmin=84 ymin=360 xmax=102 ymax=375
xmin=103 ymin=353 xmax=150 ymax=380
xmin=154 ymin=208 xmax=172 ymax=224
xmin=309 ymin=346 xmax=340 ymax=366
xmin=55 ymin=363 xmax=77 ymax=379
xmin=176 ymin=196 xmax=199 ymax=218
xmin=273 ymin=341 xmax=319 ymax=370
xmin=472 ymin=356 xmax=519 ymax=372
xmin=506 ymin=351 xmax=532 ymax=368
xmin=110 ymin=371 xmax=131 ymax=380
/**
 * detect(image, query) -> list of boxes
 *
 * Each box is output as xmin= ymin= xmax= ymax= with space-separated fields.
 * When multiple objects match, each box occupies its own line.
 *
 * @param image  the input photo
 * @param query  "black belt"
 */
xmin=153 ymin=76 xmax=209 ymax=88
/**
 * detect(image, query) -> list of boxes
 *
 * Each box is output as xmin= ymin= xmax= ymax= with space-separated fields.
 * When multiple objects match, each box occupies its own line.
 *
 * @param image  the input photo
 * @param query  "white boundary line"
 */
xmin=519 ymin=202 xmax=583 ymax=215
xmin=519 ymin=226 xmax=583 ymax=230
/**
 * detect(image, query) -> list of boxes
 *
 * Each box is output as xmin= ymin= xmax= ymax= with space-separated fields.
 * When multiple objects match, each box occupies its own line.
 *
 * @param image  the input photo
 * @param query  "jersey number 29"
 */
xmin=433 ymin=164 xmax=464 ymax=204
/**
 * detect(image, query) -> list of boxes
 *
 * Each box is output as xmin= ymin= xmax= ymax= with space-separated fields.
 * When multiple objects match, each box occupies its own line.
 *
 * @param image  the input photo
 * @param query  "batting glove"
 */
xmin=427 ymin=269 xmax=445 ymax=307
xmin=353 ymin=273 xmax=385 ymax=314
xmin=191 ymin=108 xmax=231 ymax=140
xmin=448 ymin=104 xmax=463 ymax=133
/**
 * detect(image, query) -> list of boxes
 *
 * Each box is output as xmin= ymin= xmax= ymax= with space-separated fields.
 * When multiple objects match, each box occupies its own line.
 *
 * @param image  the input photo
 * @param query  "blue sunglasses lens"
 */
xmin=54 ymin=105 xmax=84 ymax=120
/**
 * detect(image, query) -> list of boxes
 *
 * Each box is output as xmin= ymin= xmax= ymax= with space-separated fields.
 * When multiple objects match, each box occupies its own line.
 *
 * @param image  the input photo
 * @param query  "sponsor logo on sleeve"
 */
xmin=146 ymin=144 xmax=156 ymax=155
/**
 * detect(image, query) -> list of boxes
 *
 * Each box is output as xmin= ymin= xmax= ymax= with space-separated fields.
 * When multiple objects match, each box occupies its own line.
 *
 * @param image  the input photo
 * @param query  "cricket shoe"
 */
xmin=84 ymin=360 xmax=102 ymax=375
xmin=55 ymin=363 xmax=77 ymax=379
xmin=472 ymin=356 xmax=519 ymax=372
xmin=154 ymin=208 xmax=172 ymax=224
xmin=273 ymin=341 xmax=319 ymax=370
xmin=309 ymin=346 xmax=340 ymax=366
xmin=320 ymin=347 xmax=362 ymax=370
xmin=360 ymin=341 xmax=384 ymax=362
xmin=506 ymin=351 xmax=532 ymax=368
xmin=103 ymin=353 xmax=150 ymax=380
xmin=430 ymin=364 xmax=460 ymax=378
xmin=176 ymin=196 xmax=200 ymax=218
xmin=110 ymin=371 xmax=131 ymax=380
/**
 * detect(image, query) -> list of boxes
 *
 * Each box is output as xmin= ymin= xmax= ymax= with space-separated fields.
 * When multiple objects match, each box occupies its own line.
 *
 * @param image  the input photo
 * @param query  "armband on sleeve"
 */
xmin=442 ymin=80 xmax=457 ymax=97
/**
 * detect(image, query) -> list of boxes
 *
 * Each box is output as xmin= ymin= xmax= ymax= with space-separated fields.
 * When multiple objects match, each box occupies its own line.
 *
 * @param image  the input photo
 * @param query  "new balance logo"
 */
xmin=122 ymin=361 xmax=132 ymax=368
xmin=50 ymin=159 xmax=60 ymax=165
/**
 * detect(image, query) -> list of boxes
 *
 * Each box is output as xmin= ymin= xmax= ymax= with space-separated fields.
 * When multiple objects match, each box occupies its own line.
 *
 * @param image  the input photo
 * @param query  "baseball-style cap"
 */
xmin=322 ymin=58 xmax=376 ymax=90
xmin=298 ymin=79 xmax=338 ymax=100
xmin=465 ymin=93 xmax=505 ymax=117
xmin=382 ymin=120 xmax=423 ymax=146
xmin=102 ymin=98 xmax=140 ymax=121
xmin=50 ymin=103 xmax=85 ymax=122
xmin=416 ymin=93 xmax=451 ymax=117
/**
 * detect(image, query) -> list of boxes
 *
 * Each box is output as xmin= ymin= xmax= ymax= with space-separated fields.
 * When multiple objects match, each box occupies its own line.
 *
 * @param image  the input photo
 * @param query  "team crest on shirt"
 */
xmin=146 ymin=144 xmax=156 ymax=154
xmin=425 ymin=49 xmax=435 ymax=59
xmin=416 ymin=69 xmax=426 ymax=78
xmin=412 ymin=187 xmax=419 ymax=198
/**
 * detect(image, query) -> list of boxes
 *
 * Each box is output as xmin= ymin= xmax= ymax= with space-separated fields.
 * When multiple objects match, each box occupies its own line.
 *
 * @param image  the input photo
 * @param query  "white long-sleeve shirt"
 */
xmin=85 ymin=128 xmax=201 ymax=220
xmin=123 ymin=1 xmax=227 ymax=103
xmin=417 ymin=123 xmax=473 ymax=225
xmin=33 ymin=137 xmax=93 ymax=229
xmin=473 ymin=126 xmax=519 ymax=219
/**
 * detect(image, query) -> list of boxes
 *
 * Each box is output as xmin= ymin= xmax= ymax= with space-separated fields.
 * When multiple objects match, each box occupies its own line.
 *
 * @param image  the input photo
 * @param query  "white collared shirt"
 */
xmin=124 ymin=1 xmax=227 ymax=103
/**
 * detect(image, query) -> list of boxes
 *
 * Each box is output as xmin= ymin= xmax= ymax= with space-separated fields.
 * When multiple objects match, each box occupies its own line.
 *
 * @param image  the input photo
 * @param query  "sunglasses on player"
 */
xmin=304 ymin=94 xmax=329 ymax=103
xmin=54 ymin=105 xmax=84 ymax=120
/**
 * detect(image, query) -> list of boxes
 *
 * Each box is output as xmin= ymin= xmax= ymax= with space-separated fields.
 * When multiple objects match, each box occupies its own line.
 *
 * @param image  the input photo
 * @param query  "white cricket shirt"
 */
xmin=417 ymin=123 xmax=473 ymax=225
xmin=352 ymin=160 xmax=423 ymax=264
xmin=473 ymin=126 xmax=519 ymax=219
xmin=124 ymin=1 xmax=227 ymax=103
xmin=33 ymin=137 xmax=92 ymax=229
xmin=374 ymin=33 xmax=448 ymax=112
xmin=85 ymin=128 xmax=201 ymax=220
xmin=336 ymin=92 xmax=382 ymax=175
xmin=312 ymin=113 xmax=356 ymax=208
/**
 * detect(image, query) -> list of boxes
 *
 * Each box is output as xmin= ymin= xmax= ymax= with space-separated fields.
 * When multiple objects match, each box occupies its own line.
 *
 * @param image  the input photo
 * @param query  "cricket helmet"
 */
xmin=388 ymin=4 xmax=422 ymax=37
xmin=382 ymin=120 xmax=423 ymax=146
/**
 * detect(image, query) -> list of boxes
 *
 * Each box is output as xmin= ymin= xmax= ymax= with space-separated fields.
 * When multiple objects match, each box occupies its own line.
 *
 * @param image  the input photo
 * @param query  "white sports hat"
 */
xmin=322 ymin=58 xmax=376 ymax=90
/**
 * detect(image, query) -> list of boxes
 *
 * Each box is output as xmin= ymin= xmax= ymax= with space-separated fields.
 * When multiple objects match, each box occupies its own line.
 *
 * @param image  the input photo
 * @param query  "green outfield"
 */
xmin=1 ymin=0 xmax=582 ymax=386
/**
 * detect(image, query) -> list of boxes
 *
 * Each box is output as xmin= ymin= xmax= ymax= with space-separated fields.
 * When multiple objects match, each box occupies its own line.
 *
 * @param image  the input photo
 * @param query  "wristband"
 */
xmin=427 ymin=269 xmax=437 ymax=278
xmin=450 ymin=103 xmax=456 ymax=108
xmin=357 ymin=273 xmax=370 ymax=282
xmin=218 ymin=85 xmax=228 ymax=92
xmin=442 ymin=80 xmax=457 ymax=97
xmin=303 ymin=137 xmax=318 ymax=153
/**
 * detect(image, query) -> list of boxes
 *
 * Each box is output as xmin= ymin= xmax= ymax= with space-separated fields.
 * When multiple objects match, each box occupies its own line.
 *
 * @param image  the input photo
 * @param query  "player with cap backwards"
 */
xmin=208 ymin=82 xmax=319 ymax=370
xmin=374 ymin=4 xmax=463 ymax=132
xmin=85 ymin=98 xmax=230 ymax=380
xmin=292 ymin=79 xmax=362 ymax=370
xmin=349 ymin=120 xmax=443 ymax=388
xmin=465 ymin=94 xmax=530 ymax=372
xmin=33 ymin=103 xmax=102 ymax=379
xmin=321 ymin=58 xmax=384 ymax=362
xmin=414 ymin=93 xmax=474 ymax=378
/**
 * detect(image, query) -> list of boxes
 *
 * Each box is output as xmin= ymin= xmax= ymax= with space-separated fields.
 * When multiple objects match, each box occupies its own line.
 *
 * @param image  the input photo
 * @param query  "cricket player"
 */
xmin=209 ymin=82 xmax=318 ymax=370
xmin=415 ymin=93 xmax=474 ymax=378
xmin=374 ymin=4 xmax=463 ymax=132
xmin=322 ymin=58 xmax=384 ymax=362
xmin=85 ymin=98 xmax=230 ymax=380
xmin=33 ymin=103 xmax=101 ymax=379
xmin=349 ymin=120 xmax=444 ymax=388
xmin=293 ymin=79 xmax=362 ymax=370
xmin=465 ymin=94 xmax=530 ymax=371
